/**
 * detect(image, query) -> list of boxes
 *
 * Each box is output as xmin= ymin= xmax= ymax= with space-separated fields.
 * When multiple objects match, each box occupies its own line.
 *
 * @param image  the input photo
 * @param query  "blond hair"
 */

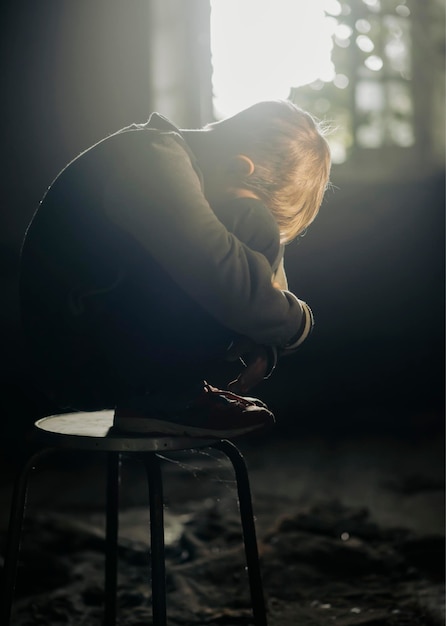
xmin=206 ymin=100 xmax=331 ymax=243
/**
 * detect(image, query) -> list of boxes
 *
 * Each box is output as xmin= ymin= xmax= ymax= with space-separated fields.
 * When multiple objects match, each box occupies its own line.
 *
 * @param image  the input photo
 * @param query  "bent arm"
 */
xmin=102 ymin=130 xmax=307 ymax=348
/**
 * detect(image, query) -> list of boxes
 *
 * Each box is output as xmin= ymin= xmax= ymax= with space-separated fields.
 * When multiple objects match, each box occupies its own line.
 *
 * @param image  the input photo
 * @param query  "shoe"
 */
xmin=113 ymin=381 xmax=275 ymax=438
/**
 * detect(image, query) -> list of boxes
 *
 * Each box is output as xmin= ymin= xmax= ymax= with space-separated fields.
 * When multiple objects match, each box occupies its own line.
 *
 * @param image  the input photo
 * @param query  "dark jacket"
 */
xmin=19 ymin=114 xmax=308 ymax=407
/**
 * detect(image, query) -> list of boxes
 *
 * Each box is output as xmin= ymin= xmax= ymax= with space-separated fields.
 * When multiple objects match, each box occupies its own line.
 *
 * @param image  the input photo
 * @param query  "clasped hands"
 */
xmin=226 ymin=336 xmax=272 ymax=394
xmin=225 ymin=281 xmax=282 ymax=394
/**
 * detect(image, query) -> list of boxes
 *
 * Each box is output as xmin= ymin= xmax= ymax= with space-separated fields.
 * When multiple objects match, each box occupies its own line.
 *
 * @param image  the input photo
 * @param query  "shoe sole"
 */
xmin=113 ymin=416 xmax=271 ymax=438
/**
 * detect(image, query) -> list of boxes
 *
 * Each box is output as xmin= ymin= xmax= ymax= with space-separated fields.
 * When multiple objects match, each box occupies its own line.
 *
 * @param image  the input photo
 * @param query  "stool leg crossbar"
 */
xmin=1 ymin=442 xmax=268 ymax=626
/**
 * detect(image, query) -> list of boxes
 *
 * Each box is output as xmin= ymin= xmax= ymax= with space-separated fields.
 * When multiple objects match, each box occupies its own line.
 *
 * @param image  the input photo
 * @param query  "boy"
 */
xmin=19 ymin=100 xmax=331 ymax=438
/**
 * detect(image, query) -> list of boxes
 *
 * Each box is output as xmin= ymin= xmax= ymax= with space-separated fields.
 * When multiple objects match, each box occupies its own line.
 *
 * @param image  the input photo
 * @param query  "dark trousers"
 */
xmin=20 ymin=197 xmax=277 ymax=414
xmin=21 ymin=273 xmax=237 ymax=412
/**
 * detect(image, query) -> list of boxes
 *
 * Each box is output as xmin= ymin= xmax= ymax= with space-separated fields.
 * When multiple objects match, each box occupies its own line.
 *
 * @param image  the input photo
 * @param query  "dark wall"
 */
xmin=262 ymin=174 xmax=445 ymax=437
xmin=0 ymin=3 xmax=444 ymax=450
xmin=0 ymin=1 xmax=155 ymax=445
xmin=1 ymin=1 xmax=153 ymax=270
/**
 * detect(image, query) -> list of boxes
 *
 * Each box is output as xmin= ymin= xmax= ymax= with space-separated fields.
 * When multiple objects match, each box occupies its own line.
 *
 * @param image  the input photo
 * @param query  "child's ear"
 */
xmin=231 ymin=154 xmax=255 ymax=178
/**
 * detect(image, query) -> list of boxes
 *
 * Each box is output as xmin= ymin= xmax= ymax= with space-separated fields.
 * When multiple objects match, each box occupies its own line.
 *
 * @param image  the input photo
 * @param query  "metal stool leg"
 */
xmin=1 ymin=447 xmax=56 ymax=626
xmin=144 ymin=453 xmax=167 ymax=626
xmin=104 ymin=452 xmax=121 ymax=626
xmin=213 ymin=440 xmax=268 ymax=626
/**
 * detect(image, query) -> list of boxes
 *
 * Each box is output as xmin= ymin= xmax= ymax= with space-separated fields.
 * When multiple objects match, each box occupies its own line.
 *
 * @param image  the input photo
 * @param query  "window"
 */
xmin=210 ymin=0 xmax=414 ymax=164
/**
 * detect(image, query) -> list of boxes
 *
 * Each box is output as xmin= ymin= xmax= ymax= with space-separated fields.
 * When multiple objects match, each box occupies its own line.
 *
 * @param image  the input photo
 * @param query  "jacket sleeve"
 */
xmin=212 ymin=196 xmax=281 ymax=268
xmin=102 ymin=129 xmax=307 ymax=348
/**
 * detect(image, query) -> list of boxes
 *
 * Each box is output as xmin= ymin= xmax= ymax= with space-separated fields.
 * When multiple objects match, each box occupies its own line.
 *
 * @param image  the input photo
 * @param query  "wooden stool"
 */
xmin=1 ymin=411 xmax=268 ymax=625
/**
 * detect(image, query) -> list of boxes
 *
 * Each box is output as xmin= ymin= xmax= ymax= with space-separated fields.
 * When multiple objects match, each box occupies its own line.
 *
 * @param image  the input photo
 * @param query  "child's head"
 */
xmin=205 ymin=100 xmax=331 ymax=243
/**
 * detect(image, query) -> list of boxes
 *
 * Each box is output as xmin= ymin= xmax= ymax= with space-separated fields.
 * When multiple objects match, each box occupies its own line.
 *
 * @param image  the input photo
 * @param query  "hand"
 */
xmin=226 ymin=337 xmax=270 ymax=394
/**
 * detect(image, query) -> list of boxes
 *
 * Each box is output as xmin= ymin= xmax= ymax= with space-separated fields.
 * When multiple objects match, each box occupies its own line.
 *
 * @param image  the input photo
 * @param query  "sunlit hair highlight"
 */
xmin=206 ymin=100 xmax=331 ymax=243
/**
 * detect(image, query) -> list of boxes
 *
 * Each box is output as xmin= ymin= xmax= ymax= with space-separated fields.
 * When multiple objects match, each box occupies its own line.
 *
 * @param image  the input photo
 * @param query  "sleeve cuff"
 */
xmin=282 ymin=298 xmax=314 ymax=353
xmin=262 ymin=298 xmax=313 ymax=378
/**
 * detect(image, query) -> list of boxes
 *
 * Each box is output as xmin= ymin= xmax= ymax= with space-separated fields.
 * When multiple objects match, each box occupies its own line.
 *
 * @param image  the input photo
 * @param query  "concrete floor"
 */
xmin=0 ymin=430 xmax=444 ymax=625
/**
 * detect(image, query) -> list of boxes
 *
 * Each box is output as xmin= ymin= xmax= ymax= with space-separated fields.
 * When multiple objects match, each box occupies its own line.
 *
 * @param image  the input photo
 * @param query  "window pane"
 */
xmin=210 ymin=0 xmax=415 ymax=158
xmin=383 ymin=15 xmax=411 ymax=77
xmin=387 ymin=81 xmax=414 ymax=146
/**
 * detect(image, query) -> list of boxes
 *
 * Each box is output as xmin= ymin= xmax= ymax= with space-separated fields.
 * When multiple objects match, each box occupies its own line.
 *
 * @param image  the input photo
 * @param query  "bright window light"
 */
xmin=210 ymin=0 xmax=337 ymax=118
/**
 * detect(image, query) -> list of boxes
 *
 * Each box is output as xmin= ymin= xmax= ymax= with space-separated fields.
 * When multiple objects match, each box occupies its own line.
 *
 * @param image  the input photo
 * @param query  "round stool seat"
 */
xmin=3 ymin=411 xmax=267 ymax=626
xmin=34 ymin=411 xmax=218 ymax=452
